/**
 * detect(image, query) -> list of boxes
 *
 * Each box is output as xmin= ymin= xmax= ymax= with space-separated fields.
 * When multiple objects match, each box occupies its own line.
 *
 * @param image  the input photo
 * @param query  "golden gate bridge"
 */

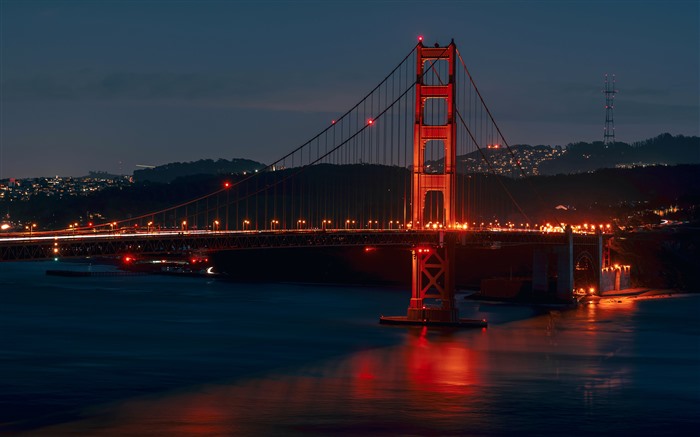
xmin=0 ymin=39 xmax=619 ymax=326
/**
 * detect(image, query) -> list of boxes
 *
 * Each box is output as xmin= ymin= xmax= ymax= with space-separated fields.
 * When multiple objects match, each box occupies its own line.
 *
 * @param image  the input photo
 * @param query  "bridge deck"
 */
xmin=0 ymin=229 xmax=602 ymax=262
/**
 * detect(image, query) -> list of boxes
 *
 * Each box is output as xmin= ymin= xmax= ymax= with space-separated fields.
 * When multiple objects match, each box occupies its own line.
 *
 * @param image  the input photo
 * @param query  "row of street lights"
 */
xmin=205 ymin=218 xmax=405 ymax=231
xmin=96 ymin=217 xmax=408 ymax=233
xmin=163 ymin=218 xmax=407 ymax=231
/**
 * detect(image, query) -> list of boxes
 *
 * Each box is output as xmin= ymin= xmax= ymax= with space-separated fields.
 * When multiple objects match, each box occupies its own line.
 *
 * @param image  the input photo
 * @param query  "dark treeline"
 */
xmin=509 ymin=164 xmax=700 ymax=223
xmin=5 ymin=163 xmax=699 ymax=230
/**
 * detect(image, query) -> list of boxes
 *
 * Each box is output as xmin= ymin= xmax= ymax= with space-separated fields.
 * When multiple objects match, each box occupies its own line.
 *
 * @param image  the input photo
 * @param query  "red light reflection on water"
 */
xmin=32 ymin=329 xmax=487 ymax=435
xmin=403 ymin=328 xmax=481 ymax=396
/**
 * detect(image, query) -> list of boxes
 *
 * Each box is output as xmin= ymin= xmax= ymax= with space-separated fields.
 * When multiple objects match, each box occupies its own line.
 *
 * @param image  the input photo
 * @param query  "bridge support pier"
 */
xmin=406 ymin=240 xmax=458 ymax=323
xmin=532 ymin=249 xmax=549 ymax=294
xmin=380 ymin=233 xmax=486 ymax=328
xmin=531 ymin=228 xmax=575 ymax=302
xmin=555 ymin=229 xmax=574 ymax=302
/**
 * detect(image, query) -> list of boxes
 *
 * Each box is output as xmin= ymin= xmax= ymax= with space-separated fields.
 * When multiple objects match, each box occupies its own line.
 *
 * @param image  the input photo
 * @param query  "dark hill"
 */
xmin=6 ymin=163 xmax=699 ymax=230
xmin=133 ymin=158 xmax=265 ymax=183
xmin=539 ymin=133 xmax=699 ymax=175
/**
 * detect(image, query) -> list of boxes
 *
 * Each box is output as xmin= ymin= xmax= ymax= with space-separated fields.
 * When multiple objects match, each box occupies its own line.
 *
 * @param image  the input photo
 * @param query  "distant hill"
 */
xmin=83 ymin=171 xmax=125 ymax=179
xmin=425 ymin=133 xmax=699 ymax=176
xmin=133 ymin=158 xmax=266 ymax=183
xmin=539 ymin=133 xmax=699 ymax=175
xmin=8 ymin=161 xmax=699 ymax=230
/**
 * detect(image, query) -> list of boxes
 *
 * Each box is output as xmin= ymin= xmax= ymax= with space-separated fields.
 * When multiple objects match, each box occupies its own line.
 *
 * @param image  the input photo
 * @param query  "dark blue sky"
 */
xmin=1 ymin=0 xmax=698 ymax=178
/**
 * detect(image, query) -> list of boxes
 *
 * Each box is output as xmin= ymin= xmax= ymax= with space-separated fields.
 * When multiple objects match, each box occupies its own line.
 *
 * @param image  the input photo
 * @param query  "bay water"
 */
xmin=1 ymin=261 xmax=698 ymax=435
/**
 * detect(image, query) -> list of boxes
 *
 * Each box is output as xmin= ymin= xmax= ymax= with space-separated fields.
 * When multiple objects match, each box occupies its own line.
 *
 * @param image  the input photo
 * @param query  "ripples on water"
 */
xmin=1 ymin=261 xmax=698 ymax=435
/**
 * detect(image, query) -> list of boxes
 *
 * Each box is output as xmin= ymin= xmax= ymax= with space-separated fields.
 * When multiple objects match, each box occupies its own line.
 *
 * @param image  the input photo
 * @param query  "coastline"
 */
xmin=581 ymin=288 xmax=696 ymax=304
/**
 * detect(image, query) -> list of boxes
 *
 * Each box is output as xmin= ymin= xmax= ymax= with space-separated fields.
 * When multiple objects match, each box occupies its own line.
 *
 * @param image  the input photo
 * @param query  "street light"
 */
xmin=297 ymin=219 xmax=306 ymax=229
xmin=243 ymin=219 xmax=250 ymax=230
xmin=181 ymin=220 xmax=187 ymax=231
xmin=213 ymin=220 xmax=220 ymax=232
xmin=223 ymin=181 xmax=231 ymax=231
xmin=322 ymin=219 xmax=331 ymax=230
xmin=270 ymin=219 xmax=279 ymax=230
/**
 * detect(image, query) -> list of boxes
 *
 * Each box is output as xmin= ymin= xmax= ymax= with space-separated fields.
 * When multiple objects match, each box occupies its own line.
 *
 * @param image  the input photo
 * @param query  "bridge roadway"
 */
xmin=0 ymin=229 xmax=601 ymax=262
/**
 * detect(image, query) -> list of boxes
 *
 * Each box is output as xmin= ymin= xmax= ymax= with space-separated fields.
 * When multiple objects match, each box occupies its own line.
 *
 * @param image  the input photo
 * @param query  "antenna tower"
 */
xmin=603 ymin=74 xmax=618 ymax=146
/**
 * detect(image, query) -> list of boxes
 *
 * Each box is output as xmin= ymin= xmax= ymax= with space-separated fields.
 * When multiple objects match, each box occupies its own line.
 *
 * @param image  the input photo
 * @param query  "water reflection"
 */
xmin=31 ymin=327 xmax=490 ymax=435
xmin=26 ymin=297 xmax=700 ymax=436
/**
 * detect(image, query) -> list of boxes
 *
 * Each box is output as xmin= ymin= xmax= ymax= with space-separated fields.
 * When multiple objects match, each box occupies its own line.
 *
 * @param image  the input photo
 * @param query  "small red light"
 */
xmin=418 ymin=35 xmax=423 ymax=42
xmin=331 ymin=120 xmax=336 ymax=124
xmin=367 ymin=119 xmax=374 ymax=125
xmin=224 ymin=182 xmax=231 ymax=188
xmin=124 ymin=256 xmax=133 ymax=263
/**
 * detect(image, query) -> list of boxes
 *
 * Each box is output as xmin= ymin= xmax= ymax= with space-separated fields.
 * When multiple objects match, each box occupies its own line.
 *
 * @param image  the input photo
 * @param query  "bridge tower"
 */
xmin=411 ymin=40 xmax=457 ymax=228
xmin=382 ymin=40 xmax=485 ymax=328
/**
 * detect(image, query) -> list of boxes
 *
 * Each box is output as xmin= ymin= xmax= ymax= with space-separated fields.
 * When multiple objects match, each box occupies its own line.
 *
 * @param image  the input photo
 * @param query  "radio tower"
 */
xmin=603 ymin=73 xmax=618 ymax=146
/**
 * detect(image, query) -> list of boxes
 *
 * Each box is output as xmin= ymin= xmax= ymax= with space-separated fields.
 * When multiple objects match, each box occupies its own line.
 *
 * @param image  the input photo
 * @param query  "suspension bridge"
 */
xmin=1 ymin=39 xmax=620 ymax=326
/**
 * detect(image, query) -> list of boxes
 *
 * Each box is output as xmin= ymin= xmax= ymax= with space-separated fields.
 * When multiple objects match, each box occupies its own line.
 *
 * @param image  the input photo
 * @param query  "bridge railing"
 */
xmin=0 ymin=229 xmax=606 ymax=262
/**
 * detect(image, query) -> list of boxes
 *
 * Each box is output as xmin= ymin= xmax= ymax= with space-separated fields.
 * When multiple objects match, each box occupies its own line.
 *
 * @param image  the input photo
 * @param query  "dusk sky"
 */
xmin=1 ymin=0 xmax=698 ymax=178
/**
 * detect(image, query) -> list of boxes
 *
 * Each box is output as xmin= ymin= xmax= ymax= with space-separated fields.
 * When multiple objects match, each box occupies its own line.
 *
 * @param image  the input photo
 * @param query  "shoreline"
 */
xmin=582 ymin=288 xmax=696 ymax=304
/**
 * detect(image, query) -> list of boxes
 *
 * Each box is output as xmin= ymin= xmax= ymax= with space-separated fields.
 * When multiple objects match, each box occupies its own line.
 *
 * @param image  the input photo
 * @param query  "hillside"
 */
xmin=424 ymin=133 xmax=699 ymax=176
xmin=5 ymin=163 xmax=699 ymax=230
xmin=133 ymin=158 xmax=265 ymax=183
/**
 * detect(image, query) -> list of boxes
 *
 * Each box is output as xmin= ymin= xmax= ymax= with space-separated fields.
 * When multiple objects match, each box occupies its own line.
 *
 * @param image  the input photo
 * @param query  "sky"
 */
xmin=1 ymin=0 xmax=698 ymax=178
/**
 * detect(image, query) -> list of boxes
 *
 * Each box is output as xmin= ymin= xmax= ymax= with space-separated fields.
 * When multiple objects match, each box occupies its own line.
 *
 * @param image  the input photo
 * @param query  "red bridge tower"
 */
xmin=411 ymin=40 xmax=457 ymax=228
xmin=381 ymin=40 xmax=486 ymax=328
